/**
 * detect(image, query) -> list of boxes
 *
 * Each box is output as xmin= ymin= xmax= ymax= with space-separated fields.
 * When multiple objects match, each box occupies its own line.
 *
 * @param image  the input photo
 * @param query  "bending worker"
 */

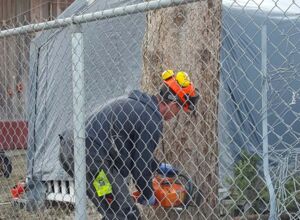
xmin=59 ymin=70 xmax=199 ymax=220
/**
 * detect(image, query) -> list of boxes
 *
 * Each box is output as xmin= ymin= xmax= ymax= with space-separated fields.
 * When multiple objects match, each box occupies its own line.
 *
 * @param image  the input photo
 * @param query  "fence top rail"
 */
xmin=0 ymin=0 xmax=199 ymax=38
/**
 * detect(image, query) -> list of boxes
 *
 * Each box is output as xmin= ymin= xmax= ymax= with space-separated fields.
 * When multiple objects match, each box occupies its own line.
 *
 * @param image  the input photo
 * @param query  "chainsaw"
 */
xmin=132 ymin=163 xmax=203 ymax=209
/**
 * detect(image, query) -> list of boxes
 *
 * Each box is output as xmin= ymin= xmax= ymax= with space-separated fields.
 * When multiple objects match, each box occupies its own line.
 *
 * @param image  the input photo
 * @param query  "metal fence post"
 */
xmin=261 ymin=25 xmax=277 ymax=220
xmin=72 ymin=25 xmax=87 ymax=220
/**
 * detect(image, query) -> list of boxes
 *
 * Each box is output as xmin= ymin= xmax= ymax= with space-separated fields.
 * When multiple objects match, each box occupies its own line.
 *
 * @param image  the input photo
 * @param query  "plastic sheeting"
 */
xmin=27 ymin=0 xmax=300 ymax=187
xmin=219 ymin=6 xmax=300 ymax=184
xmin=27 ymin=0 xmax=145 ymax=181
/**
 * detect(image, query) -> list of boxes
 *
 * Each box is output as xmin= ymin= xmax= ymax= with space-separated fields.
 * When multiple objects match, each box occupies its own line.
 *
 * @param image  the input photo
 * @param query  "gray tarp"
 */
xmin=27 ymin=0 xmax=300 ymax=187
xmin=219 ymin=6 xmax=300 ymax=184
xmin=27 ymin=0 xmax=145 ymax=181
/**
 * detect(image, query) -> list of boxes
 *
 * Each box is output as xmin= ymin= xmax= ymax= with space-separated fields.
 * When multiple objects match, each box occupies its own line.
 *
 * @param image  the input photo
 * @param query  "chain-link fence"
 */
xmin=0 ymin=0 xmax=300 ymax=219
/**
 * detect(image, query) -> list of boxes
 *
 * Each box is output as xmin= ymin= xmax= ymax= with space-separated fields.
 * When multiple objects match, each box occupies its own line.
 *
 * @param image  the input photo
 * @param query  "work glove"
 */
xmin=137 ymin=194 xmax=157 ymax=206
xmin=158 ymin=162 xmax=178 ymax=177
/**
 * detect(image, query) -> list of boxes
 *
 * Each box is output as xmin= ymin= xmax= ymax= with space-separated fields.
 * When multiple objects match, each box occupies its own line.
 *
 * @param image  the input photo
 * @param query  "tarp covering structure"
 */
xmin=27 ymin=0 xmax=145 ymax=181
xmin=219 ymin=1 xmax=300 ymax=184
xmin=27 ymin=0 xmax=300 ymax=210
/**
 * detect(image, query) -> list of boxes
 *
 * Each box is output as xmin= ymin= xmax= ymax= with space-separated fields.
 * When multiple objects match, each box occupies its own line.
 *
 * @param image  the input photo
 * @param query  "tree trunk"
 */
xmin=141 ymin=1 xmax=222 ymax=219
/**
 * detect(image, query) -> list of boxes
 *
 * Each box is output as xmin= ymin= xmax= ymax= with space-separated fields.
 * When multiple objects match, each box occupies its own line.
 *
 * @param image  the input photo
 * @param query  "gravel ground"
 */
xmin=0 ymin=150 xmax=100 ymax=220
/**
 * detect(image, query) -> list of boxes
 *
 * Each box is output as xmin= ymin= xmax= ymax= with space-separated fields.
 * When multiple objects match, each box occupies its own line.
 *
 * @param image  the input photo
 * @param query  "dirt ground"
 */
xmin=0 ymin=150 xmax=100 ymax=220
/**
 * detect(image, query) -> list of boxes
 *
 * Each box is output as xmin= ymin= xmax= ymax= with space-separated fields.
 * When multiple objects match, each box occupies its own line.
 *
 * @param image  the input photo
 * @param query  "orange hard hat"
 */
xmin=160 ymin=70 xmax=199 ymax=112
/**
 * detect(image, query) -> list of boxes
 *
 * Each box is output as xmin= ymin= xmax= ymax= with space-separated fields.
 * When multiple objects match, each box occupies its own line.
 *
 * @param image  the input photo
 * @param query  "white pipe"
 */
xmin=72 ymin=26 xmax=86 ymax=220
xmin=0 ymin=0 xmax=199 ymax=38
xmin=261 ymin=25 xmax=277 ymax=220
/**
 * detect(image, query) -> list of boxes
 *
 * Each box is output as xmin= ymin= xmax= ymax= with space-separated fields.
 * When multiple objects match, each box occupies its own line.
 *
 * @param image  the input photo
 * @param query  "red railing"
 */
xmin=0 ymin=121 xmax=28 ymax=150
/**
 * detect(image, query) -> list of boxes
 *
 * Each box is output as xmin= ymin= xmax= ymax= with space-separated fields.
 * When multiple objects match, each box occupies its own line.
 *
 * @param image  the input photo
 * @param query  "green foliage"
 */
xmin=282 ymin=173 xmax=300 ymax=212
xmin=227 ymin=150 xmax=268 ymax=215
xmin=227 ymin=150 xmax=300 ymax=216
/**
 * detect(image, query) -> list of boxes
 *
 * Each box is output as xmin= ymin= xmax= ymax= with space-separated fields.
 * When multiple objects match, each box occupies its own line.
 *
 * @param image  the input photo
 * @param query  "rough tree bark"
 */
xmin=141 ymin=1 xmax=222 ymax=219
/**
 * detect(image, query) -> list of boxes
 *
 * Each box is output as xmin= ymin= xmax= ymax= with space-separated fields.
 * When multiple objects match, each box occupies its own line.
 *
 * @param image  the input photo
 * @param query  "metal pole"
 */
xmin=4 ymin=38 xmax=7 ymax=119
xmin=261 ymin=25 xmax=277 ymax=220
xmin=72 ymin=25 xmax=86 ymax=220
xmin=0 ymin=0 xmax=199 ymax=38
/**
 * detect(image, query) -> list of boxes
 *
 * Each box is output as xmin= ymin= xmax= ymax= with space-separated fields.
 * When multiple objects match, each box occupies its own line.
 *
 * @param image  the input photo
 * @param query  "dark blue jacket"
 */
xmin=86 ymin=90 xmax=163 ymax=200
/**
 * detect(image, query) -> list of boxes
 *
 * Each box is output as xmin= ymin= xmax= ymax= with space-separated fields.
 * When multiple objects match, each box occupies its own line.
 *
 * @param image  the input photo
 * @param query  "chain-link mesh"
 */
xmin=0 ymin=0 xmax=299 ymax=219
